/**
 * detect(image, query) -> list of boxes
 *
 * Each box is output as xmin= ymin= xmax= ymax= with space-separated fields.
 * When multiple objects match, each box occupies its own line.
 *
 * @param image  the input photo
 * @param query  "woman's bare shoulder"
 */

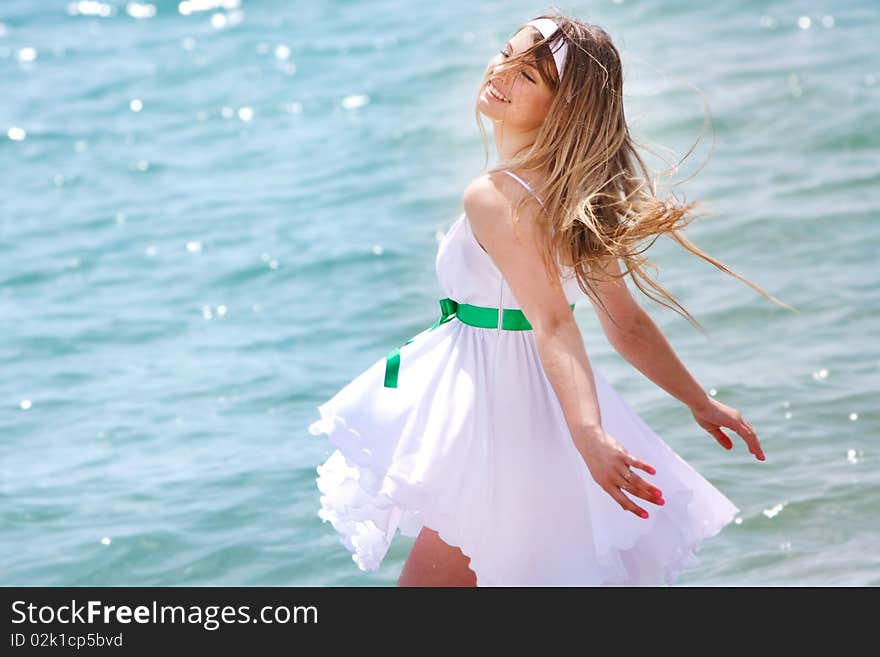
xmin=462 ymin=172 xmax=543 ymax=225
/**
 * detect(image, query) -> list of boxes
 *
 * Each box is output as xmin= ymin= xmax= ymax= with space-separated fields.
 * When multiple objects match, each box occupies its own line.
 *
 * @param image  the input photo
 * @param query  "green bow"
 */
xmin=383 ymin=297 xmax=575 ymax=388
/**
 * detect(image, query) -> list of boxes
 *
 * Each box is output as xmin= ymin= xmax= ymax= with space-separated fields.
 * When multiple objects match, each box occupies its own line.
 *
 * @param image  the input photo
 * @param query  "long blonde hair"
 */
xmin=474 ymin=13 xmax=797 ymax=334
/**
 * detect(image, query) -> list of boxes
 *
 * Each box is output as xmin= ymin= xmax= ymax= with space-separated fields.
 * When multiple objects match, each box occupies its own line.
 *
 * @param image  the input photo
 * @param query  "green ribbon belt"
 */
xmin=383 ymin=297 xmax=576 ymax=388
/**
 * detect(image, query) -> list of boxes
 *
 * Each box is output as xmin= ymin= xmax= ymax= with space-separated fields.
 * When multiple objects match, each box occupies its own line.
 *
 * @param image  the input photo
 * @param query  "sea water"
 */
xmin=1 ymin=0 xmax=877 ymax=586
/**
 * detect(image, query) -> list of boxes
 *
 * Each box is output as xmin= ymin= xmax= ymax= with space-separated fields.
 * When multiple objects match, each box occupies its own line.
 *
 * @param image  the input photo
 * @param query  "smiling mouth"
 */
xmin=486 ymin=79 xmax=511 ymax=103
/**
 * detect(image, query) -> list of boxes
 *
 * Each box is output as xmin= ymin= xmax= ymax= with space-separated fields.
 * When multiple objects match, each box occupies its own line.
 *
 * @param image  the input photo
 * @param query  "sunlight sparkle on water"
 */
xmin=341 ymin=95 xmax=369 ymax=110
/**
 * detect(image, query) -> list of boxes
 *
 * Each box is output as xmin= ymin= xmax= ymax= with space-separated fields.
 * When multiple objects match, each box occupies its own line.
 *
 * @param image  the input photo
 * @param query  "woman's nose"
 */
xmin=492 ymin=62 xmax=516 ymax=82
xmin=490 ymin=65 xmax=509 ymax=82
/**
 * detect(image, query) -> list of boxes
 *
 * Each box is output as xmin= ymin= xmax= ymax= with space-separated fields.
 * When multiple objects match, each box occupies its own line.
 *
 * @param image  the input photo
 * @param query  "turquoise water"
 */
xmin=1 ymin=0 xmax=877 ymax=586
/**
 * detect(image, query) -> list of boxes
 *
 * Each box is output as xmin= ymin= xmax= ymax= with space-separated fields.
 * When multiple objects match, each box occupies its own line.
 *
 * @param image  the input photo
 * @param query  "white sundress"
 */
xmin=307 ymin=169 xmax=740 ymax=586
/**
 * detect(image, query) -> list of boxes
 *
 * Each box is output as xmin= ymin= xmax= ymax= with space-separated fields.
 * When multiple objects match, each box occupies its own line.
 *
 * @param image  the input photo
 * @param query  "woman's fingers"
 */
xmin=708 ymin=427 xmax=734 ymax=450
xmin=736 ymin=419 xmax=765 ymax=461
xmin=693 ymin=400 xmax=766 ymax=462
xmin=624 ymin=454 xmax=656 ymax=476
xmin=621 ymin=470 xmax=664 ymax=505
xmin=619 ymin=455 xmax=663 ymax=506
xmin=609 ymin=486 xmax=649 ymax=519
xmin=712 ymin=412 xmax=765 ymax=461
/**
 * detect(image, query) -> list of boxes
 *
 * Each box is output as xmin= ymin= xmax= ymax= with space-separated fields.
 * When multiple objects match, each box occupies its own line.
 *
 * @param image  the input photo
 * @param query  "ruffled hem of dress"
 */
xmin=308 ymin=404 xmax=494 ymax=585
xmin=596 ymin=446 xmax=740 ymax=586
xmin=309 ymin=403 xmax=739 ymax=587
xmin=658 ymin=502 xmax=739 ymax=586
xmin=591 ymin=457 xmax=740 ymax=586
xmin=603 ymin=485 xmax=738 ymax=586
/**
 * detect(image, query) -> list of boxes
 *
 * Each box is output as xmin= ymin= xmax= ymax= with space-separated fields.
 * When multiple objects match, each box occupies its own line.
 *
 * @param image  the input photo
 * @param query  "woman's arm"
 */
xmin=464 ymin=174 xmax=604 ymax=446
xmin=588 ymin=255 xmax=765 ymax=460
xmin=608 ymin=310 xmax=711 ymax=411
xmin=585 ymin=254 xmax=709 ymax=410
xmin=464 ymin=174 xmax=664 ymax=517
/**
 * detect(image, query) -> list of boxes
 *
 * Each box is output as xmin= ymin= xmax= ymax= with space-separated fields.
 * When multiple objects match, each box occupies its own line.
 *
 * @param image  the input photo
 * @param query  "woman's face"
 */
xmin=478 ymin=27 xmax=555 ymax=130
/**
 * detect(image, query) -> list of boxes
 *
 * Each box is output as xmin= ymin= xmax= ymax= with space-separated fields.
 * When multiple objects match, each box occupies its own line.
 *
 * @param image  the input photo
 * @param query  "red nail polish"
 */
xmin=640 ymin=510 xmax=649 ymax=518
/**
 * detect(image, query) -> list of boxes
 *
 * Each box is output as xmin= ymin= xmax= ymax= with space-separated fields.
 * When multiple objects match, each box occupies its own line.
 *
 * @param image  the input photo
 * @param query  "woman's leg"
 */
xmin=397 ymin=526 xmax=477 ymax=587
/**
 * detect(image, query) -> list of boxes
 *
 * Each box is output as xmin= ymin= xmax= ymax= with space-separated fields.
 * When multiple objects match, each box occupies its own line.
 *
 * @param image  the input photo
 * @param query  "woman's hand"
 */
xmin=690 ymin=396 xmax=766 ymax=461
xmin=574 ymin=429 xmax=665 ymax=519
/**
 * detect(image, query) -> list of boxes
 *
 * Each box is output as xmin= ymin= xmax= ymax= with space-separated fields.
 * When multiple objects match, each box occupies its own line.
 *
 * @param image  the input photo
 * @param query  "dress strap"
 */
xmin=501 ymin=169 xmax=547 ymax=210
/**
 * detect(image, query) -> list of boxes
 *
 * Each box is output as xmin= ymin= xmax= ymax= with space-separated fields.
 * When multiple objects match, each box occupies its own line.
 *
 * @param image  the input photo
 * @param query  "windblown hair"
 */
xmin=474 ymin=12 xmax=797 ymax=334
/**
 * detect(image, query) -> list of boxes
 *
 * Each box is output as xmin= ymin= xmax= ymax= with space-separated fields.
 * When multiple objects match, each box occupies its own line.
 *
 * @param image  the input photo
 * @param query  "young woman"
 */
xmin=309 ymin=14 xmax=793 ymax=587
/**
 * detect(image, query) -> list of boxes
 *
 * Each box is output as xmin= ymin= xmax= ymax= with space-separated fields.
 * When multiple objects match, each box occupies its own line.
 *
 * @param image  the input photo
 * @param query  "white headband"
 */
xmin=525 ymin=17 xmax=568 ymax=81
